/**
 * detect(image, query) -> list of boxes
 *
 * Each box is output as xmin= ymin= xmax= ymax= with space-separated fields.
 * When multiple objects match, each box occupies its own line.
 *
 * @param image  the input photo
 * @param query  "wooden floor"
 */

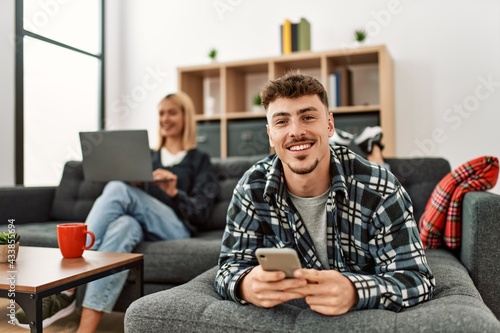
xmin=0 ymin=298 xmax=125 ymax=332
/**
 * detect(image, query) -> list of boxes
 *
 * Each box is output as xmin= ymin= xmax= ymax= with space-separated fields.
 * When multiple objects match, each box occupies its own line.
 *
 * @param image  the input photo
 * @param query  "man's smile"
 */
xmin=289 ymin=143 xmax=312 ymax=151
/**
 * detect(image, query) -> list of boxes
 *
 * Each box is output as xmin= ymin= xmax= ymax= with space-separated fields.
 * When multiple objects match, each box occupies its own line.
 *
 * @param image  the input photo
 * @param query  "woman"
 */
xmin=16 ymin=92 xmax=217 ymax=332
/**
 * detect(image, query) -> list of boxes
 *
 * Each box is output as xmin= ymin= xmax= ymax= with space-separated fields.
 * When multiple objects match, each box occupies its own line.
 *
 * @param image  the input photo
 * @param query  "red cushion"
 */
xmin=419 ymin=156 xmax=499 ymax=249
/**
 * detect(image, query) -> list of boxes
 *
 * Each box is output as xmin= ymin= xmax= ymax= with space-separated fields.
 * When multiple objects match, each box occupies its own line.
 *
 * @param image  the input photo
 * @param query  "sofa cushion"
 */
xmin=15 ymin=221 xmax=60 ymax=248
xmin=386 ymin=158 xmax=451 ymax=221
xmin=202 ymin=155 xmax=267 ymax=231
xmin=0 ymin=187 xmax=55 ymax=224
xmin=133 ymin=229 xmax=224 ymax=284
xmin=50 ymin=161 xmax=106 ymax=221
xmin=124 ymin=249 xmax=500 ymax=333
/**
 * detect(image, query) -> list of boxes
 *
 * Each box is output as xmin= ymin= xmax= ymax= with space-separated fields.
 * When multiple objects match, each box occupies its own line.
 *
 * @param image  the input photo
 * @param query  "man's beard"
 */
xmin=286 ymin=156 xmax=319 ymax=175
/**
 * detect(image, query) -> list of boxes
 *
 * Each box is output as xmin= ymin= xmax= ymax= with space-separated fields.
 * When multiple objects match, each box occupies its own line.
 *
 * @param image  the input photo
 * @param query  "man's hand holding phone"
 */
xmin=238 ymin=248 xmax=307 ymax=308
xmin=239 ymin=248 xmax=359 ymax=315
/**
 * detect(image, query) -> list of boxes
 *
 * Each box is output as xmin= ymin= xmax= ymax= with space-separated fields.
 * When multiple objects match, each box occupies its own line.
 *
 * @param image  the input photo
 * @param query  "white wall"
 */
xmin=0 ymin=0 xmax=15 ymax=186
xmin=107 ymin=0 xmax=500 ymax=195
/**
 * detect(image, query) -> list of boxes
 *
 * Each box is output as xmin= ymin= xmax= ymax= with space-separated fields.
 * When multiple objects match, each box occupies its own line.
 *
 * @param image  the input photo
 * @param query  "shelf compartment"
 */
xmin=326 ymin=62 xmax=380 ymax=108
xmin=178 ymin=67 xmax=220 ymax=116
xmin=225 ymin=63 xmax=270 ymax=114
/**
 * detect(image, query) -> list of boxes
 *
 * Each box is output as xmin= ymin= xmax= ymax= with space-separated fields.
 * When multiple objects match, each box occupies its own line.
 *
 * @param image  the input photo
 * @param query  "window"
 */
xmin=16 ymin=0 xmax=104 ymax=185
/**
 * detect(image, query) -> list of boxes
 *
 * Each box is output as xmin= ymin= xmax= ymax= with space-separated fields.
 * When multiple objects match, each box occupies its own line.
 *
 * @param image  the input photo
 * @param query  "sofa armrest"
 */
xmin=460 ymin=191 xmax=500 ymax=319
xmin=0 ymin=186 xmax=56 ymax=225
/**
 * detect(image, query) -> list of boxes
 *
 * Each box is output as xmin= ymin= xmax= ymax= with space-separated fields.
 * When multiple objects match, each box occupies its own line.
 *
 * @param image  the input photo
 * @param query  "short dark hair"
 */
xmin=260 ymin=71 xmax=329 ymax=110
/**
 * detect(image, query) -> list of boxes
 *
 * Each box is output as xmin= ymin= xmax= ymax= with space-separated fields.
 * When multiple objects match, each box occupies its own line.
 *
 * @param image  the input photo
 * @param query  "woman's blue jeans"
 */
xmin=82 ymin=181 xmax=190 ymax=313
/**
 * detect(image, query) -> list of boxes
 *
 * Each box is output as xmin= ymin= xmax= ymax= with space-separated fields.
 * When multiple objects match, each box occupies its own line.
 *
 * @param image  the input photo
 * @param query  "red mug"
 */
xmin=57 ymin=223 xmax=95 ymax=258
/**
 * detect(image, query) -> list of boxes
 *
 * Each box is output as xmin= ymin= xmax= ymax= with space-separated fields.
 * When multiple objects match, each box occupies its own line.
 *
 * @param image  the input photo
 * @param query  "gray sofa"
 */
xmin=123 ymin=157 xmax=500 ymax=333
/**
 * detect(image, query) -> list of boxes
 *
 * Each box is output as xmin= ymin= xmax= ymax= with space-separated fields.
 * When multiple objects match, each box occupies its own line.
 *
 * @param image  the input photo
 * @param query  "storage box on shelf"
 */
xmin=178 ymin=44 xmax=394 ymax=158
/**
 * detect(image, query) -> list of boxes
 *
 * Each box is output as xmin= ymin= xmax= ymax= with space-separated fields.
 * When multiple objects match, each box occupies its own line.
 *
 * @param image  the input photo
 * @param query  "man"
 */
xmin=214 ymin=72 xmax=434 ymax=315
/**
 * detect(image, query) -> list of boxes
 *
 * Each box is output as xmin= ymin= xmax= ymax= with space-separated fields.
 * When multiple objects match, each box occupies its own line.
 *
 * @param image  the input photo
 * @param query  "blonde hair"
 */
xmin=157 ymin=91 xmax=198 ymax=150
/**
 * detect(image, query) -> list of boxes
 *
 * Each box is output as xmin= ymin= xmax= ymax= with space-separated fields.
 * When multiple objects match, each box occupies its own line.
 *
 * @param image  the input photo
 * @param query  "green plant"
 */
xmin=208 ymin=48 xmax=218 ymax=60
xmin=0 ymin=231 xmax=20 ymax=245
xmin=252 ymin=94 xmax=262 ymax=106
xmin=354 ymin=29 xmax=367 ymax=42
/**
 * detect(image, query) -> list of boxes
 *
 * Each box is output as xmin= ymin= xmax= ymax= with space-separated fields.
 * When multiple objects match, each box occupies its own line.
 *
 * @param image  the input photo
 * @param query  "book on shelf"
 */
xmin=337 ymin=66 xmax=352 ymax=107
xmin=280 ymin=17 xmax=310 ymax=54
xmin=328 ymin=67 xmax=353 ymax=108
xmin=280 ymin=19 xmax=292 ymax=54
xmin=328 ymin=72 xmax=339 ymax=108
xmin=298 ymin=17 xmax=311 ymax=51
xmin=291 ymin=22 xmax=298 ymax=52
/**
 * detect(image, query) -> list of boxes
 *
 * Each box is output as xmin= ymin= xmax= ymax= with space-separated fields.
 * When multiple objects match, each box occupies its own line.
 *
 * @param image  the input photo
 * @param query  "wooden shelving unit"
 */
xmin=178 ymin=44 xmax=394 ymax=158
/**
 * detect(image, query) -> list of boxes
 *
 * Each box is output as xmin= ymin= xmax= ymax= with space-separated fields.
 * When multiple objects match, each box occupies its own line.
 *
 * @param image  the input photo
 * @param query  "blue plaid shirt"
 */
xmin=215 ymin=146 xmax=435 ymax=312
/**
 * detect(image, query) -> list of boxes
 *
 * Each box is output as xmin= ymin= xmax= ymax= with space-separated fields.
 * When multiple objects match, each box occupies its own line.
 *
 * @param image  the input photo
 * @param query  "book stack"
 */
xmin=280 ymin=18 xmax=311 ymax=54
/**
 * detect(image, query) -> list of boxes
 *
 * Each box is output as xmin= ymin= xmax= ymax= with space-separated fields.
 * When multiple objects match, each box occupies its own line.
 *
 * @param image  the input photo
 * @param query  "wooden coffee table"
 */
xmin=0 ymin=246 xmax=143 ymax=333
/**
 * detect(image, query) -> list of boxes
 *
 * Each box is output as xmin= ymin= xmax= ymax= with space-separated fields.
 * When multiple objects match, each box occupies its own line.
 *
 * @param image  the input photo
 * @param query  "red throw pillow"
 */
xmin=419 ymin=156 xmax=499 ymax=249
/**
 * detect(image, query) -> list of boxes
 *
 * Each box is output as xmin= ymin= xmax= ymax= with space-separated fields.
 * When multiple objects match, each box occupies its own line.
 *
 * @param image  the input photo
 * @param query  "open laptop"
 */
xmin=79 ymin=130 xmax=155 ymax=182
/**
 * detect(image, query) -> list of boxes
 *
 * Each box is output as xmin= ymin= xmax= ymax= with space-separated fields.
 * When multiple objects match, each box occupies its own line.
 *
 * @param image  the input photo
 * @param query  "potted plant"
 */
xmin=208 ymin=48 xmax=218 ymax=62
xmin=252 ymin=94 xmax=262 ymax=113
xmin=353 ymin=29 xmax=367 ymax=47
xmin=0 ymin=231 xmax=20 ymax=263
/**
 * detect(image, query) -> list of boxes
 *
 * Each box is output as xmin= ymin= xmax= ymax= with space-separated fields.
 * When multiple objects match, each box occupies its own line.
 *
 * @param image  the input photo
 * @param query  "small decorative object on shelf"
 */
xmin=0 ymin=231 xmax=20 ymax=262
xmin=252 ymin=94 xmax=262 ymax=113
xmin=208 ymin=48 xmax=218 ymax=62
xmin=353 ymin=28 xmax=367 ymax=47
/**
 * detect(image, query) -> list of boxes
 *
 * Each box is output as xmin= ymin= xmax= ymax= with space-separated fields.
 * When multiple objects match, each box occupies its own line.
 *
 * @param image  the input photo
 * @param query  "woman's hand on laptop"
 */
xmin=152 ymin=169 xmax=178 ymax=197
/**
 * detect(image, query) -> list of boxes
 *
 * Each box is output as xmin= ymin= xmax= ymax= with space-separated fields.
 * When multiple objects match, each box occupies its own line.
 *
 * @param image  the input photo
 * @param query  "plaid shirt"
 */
xmin=419 ymin=156 xmax=499 ymax=249
xmin=215 ymin=147 xmax=434 ymax=312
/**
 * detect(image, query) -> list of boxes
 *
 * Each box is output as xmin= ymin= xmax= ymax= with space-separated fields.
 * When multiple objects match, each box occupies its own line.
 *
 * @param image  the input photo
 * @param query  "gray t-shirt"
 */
xmin=288 ymin=188 xmax=330 ymax=268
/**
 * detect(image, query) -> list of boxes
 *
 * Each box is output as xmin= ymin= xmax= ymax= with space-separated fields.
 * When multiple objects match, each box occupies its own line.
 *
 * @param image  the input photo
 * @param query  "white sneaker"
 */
xmin=330 ymin=128 xmax=354 ymax=146
xmin=353 ymin=126 xmax=384 ymax=155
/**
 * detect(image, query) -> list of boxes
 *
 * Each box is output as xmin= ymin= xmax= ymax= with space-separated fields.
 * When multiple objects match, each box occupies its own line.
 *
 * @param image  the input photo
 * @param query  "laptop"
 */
xmin=79 ymin=130 xmax=155 ymax=182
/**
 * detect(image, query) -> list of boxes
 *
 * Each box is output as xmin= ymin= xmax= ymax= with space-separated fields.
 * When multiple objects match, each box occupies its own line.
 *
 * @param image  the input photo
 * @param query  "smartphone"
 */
xmin=255 ymin=248 xmax=301 ymax=278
